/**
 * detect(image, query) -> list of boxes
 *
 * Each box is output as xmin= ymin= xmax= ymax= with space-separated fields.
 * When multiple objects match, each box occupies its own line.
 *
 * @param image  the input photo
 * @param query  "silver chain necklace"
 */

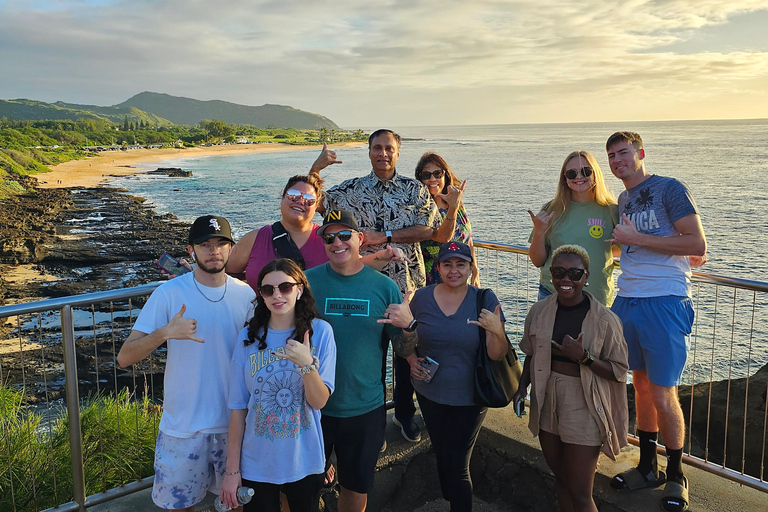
xmin=192 ymin=276 xmax=228 ymax=303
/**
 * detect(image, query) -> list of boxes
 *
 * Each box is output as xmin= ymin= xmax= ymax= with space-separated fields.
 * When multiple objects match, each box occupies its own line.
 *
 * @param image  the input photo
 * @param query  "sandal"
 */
xmin=661 ymin=476 xmax=689 ymax=512
xmin=323 ymin=464 xmax=337 ymax=488
xmin=610 ymin=467 xmax=666 ymax=491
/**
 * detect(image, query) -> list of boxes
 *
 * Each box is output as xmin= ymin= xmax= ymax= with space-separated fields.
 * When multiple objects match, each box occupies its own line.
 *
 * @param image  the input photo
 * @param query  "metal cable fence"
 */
xmin=1 ymin=245 xmax=767 ymax=511
xmin=472 ymin=240 xmax=768 ymax=493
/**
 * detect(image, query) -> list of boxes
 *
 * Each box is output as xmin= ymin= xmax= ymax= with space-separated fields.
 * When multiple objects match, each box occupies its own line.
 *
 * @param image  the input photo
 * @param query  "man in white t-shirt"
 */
xmin=118 ymin=215 xmax=256 ymax=512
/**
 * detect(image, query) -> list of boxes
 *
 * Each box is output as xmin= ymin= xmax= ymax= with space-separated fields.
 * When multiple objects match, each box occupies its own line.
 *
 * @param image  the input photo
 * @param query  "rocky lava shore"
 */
xmin=1 ymin=177 xmax=189 ymax=304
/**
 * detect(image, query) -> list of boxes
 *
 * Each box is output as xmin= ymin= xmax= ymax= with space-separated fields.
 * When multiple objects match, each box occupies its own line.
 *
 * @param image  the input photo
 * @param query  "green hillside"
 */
xmin=118 ymin=92 xmax=339 ymax=129
xmin=0 ymin=99 xmax=169 ymax=126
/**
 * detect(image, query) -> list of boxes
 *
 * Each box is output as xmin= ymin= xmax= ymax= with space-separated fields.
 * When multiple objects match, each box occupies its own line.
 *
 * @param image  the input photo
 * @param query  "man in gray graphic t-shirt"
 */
xmin=605 ymin=131 xmax=706 ymax=512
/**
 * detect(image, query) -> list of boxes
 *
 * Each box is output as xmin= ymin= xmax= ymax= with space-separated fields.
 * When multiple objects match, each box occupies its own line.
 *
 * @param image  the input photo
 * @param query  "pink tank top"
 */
xmin=244 ymin=224 xmax=329 ymax=291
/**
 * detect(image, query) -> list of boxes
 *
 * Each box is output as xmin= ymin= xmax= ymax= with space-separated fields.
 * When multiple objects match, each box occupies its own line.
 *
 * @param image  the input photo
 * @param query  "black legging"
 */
xmin=416 ymin=392 xmax=487 ymax=512
xmin=242 ymin=473 xmax=324 ymax=512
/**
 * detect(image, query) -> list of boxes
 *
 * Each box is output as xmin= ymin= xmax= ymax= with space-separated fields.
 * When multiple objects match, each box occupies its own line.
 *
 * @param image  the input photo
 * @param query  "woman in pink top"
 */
xmin=228 ymin=174 xmax=329 ymax=291
xmin=228 ymin=172 xmax=410 ymax=292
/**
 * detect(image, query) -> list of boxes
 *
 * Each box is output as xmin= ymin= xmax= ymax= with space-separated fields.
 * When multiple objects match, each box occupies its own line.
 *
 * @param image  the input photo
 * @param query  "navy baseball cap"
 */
xmin=437 ymin=241 xmax=473 ymax=263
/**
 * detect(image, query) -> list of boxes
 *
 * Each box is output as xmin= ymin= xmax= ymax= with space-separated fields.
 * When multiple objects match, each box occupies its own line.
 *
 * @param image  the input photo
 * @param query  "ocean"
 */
xmin=113 ymin=119 xmax=768 ymax=381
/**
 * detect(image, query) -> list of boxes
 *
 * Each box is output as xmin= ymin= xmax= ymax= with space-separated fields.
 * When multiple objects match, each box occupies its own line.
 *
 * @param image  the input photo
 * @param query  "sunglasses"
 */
xmin=258 ymin=282 xmax=300 ymax=296
xmin=285 ymin=189 xmax=317 ymax=206
xmin=321 ymin=230 xmax=354 ymax=244
xmin=550 ymin=266 xmax=587 ymax=281
xmin=419 ymin=169 xmax=445 ymax=180
xmin=564 ymin=167 xmax=593 ymax=180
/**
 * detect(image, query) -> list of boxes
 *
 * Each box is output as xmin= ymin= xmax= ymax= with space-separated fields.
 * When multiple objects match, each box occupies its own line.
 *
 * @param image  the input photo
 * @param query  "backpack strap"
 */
xmin=271 ymin=222 xmax=306 ymax=270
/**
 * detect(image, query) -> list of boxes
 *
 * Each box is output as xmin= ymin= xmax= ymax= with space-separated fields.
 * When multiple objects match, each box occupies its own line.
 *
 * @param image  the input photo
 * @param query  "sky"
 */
xmin=2 ymin=0 xmax=768 ymax=127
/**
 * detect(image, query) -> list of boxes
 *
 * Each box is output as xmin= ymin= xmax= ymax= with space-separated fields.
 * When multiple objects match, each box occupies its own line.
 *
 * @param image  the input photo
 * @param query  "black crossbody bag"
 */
xmin=271 ymin=222 xmax=306 ymax=270
xmin=474 ymin=288 xmax=523 ymax=408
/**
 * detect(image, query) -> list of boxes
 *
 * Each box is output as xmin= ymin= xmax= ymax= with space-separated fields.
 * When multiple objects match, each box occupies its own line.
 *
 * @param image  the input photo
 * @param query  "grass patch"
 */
xmin=1 ymin=386 xmax=160 ymax=512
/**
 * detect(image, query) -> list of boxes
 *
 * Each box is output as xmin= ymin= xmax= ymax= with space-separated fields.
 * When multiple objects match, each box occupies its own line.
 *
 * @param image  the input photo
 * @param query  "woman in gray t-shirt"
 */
xmin=408 ymin=242 xmax=508 ymax=512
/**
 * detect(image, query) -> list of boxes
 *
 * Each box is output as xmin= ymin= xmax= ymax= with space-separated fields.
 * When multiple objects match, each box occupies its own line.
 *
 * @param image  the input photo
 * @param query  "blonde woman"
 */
xmin=528 ymin=151 xmax=619 ymax=306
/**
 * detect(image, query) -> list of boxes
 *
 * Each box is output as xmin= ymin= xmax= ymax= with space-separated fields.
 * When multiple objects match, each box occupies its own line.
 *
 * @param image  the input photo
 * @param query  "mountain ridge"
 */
xmin=0 ymin=92 xmax=340 ymax=129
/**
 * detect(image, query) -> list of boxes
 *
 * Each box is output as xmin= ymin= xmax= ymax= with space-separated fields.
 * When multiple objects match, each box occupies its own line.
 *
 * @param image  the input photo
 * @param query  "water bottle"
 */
xmin=213 ymin=486 xmax=254 ymax=512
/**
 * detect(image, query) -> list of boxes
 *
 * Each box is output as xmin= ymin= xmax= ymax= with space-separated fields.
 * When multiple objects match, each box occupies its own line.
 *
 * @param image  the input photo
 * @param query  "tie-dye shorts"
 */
xmin=151 ymin=430 xmax=229 ymax=509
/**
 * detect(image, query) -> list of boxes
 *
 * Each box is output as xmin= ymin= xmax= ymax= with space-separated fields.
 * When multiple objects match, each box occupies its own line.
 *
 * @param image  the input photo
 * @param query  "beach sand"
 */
xmin=37 ymin=141 xmax=364 ymax=189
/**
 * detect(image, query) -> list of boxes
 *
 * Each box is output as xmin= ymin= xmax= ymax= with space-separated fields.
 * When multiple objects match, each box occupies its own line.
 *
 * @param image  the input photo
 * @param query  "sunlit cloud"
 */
xmin=1 ymin=0 xmax=767 ymax=125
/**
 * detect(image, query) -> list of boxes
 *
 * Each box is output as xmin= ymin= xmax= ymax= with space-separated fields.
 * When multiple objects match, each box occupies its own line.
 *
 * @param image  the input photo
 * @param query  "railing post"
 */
xmin=62 ymin=305 xmax=87 ymax=512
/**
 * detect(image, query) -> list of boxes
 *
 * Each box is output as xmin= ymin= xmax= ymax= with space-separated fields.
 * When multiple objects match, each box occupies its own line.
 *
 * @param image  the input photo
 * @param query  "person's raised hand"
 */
xmin=436 ymin=179 xmax=466 ymax=209
xmin=165 ymin=304 xmax=204 ymax=343
xmin=606 ymin=213 xmax=641 ymax=245
xmin=551 ymin=333 xmax=585 ymax=362
xmin=527 ymin=209 xmax=554 ymax=233
xmin=274 ymin=330 xmax=314 ymax=367
xmin=310 ymin=142 xmax=343 ymax=173
xmin=377 ymin=245 xmax=412 ymax=264
xmin=378 ymin=290 xmax=414 ymax=328
xmin=468 ymin=304 xmax=503 ymax=335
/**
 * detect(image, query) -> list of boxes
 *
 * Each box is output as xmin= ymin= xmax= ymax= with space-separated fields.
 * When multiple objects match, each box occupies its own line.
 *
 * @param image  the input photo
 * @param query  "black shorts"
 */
xmin=321 ymin=405 xmax=386 ymax=494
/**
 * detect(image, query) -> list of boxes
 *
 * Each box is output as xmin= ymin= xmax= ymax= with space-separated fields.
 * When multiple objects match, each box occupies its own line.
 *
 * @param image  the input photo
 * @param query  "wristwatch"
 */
xmin=403 ymin=319 xmax=418 ymax=333
xmin=579 ymin=350 xmax=595 ymax=366
xmin=385 ymin=230 xmax=393 ymax=243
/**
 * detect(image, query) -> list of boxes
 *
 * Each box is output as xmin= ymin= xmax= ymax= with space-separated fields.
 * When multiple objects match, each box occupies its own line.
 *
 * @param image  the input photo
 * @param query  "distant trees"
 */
xmin=199 ymin=119 xmax=234 ymax=139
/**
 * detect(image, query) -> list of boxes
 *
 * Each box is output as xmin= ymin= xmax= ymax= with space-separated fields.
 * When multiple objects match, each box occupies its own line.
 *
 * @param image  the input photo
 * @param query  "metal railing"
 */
xmin=1 ymin=242 xmax=767 ymax=511
xmin=473 ymin=240 xmax=768 ymax=493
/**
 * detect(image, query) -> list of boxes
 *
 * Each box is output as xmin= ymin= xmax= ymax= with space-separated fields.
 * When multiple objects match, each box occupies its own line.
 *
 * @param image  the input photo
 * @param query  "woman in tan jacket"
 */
xmin=514 ymin=244 xmax=628 ymax=512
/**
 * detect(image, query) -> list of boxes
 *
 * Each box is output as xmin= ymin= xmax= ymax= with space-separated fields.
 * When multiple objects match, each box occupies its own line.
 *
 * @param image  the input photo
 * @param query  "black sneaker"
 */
xmin=393 ymin=416 xmax=421 ymax=443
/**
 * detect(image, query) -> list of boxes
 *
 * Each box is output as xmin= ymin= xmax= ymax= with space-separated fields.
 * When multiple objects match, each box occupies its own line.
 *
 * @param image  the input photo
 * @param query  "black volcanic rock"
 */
xmin=147 ymin=167 xmax=191 ymax=177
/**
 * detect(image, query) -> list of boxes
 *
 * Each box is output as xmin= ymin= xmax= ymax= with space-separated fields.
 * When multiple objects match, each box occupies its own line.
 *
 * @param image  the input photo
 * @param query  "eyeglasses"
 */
xmin=550 ymin=266 xmax=587 ymax=281
xmin=564 ymin=167 xmax=593 ymax=180
xmin=258 ymin=282 xmax=299 ymax=296
xmin=321 ymin=230 xmax=354 ymax=245
xmin=285 ymin=189 xmax=317 ymax=206
xmin=419 ymin=169 xmax=445 ymax=180
xmin=197 ymin=241 xmax=230 ymax=252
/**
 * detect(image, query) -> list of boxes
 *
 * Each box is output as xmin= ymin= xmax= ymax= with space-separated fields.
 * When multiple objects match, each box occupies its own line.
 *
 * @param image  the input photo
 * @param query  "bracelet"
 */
xmin=224 ymin=470 xmax=241 ymax=476
xmin=577 ymin=350 xmax=591 ymax=365
xmin=444 ymin=216 xmax=456 ymax=221
xmin=297 ymin=356 xmax=320 ymax=375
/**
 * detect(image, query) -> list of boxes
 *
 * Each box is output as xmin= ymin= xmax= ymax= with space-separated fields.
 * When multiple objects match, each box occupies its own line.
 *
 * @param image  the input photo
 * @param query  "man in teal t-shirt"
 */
xmin=305 ymin=210 xmax=418 ymax=512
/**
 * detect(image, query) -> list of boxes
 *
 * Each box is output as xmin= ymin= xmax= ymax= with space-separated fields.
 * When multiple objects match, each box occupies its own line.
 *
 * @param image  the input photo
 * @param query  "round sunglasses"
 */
xmin=258 ymin=282 xmax=300 ymax=296
xmin=285 ymin=189 xmax=317 ymax=206
xmin=564 ymin=167 xmax=593 ymax=180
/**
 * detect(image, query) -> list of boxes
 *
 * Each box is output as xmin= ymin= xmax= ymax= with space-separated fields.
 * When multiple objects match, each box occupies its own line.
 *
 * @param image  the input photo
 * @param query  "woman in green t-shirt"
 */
xmin=528 ymin=150 xmax=620 ymax=306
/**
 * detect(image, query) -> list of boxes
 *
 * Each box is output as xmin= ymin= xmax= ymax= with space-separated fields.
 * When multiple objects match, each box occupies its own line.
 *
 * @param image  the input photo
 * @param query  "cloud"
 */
xmin=1 ymin=0 xmax=768 ymax=124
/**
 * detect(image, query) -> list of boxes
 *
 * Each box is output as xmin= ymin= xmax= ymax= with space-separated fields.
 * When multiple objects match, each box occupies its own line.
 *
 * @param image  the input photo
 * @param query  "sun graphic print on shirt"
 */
xmin=252 ymin=358 xmax=311 ymax=441
xmin=588 ymin=218 xmax=605 ymax=239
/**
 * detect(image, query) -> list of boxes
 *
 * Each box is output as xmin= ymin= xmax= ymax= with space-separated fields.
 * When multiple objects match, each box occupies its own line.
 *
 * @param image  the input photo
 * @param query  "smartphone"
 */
xmin=421 ymin=356 xmax=439 ymax=383
xmin=157 ymin=252 xmax=191 ymax=276
xmin=515 ymin=397 xmax=525 ymax=418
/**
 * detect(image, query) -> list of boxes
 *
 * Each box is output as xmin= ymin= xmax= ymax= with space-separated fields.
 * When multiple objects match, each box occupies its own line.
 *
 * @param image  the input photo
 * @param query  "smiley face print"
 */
xmin=588 ymin=218 xmax=605 ymax=239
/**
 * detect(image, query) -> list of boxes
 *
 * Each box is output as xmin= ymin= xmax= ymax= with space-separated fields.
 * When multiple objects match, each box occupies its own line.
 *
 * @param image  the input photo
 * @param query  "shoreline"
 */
xmin=38 ymin=141 xmax=365 ymax=189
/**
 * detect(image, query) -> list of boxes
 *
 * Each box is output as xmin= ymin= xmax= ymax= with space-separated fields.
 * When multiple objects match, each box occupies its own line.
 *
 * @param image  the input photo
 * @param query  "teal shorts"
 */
xmin=611 ymin=295 xmax=693 ymax=387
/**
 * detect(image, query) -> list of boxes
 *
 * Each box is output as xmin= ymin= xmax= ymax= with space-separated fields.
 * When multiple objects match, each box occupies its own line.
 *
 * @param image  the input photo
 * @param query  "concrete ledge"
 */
xmin=89 ymin=407 xmax=767 ymax=512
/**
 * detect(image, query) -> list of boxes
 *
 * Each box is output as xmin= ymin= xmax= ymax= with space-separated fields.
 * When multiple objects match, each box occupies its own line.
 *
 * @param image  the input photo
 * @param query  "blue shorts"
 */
xmin=611 ymin=296 xmax=693 ymax=387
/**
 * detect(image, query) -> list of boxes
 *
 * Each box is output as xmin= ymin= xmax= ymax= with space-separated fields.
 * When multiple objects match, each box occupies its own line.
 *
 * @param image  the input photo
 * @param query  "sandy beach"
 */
xmin=38 ymin=141 xmax=364 ymax=189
